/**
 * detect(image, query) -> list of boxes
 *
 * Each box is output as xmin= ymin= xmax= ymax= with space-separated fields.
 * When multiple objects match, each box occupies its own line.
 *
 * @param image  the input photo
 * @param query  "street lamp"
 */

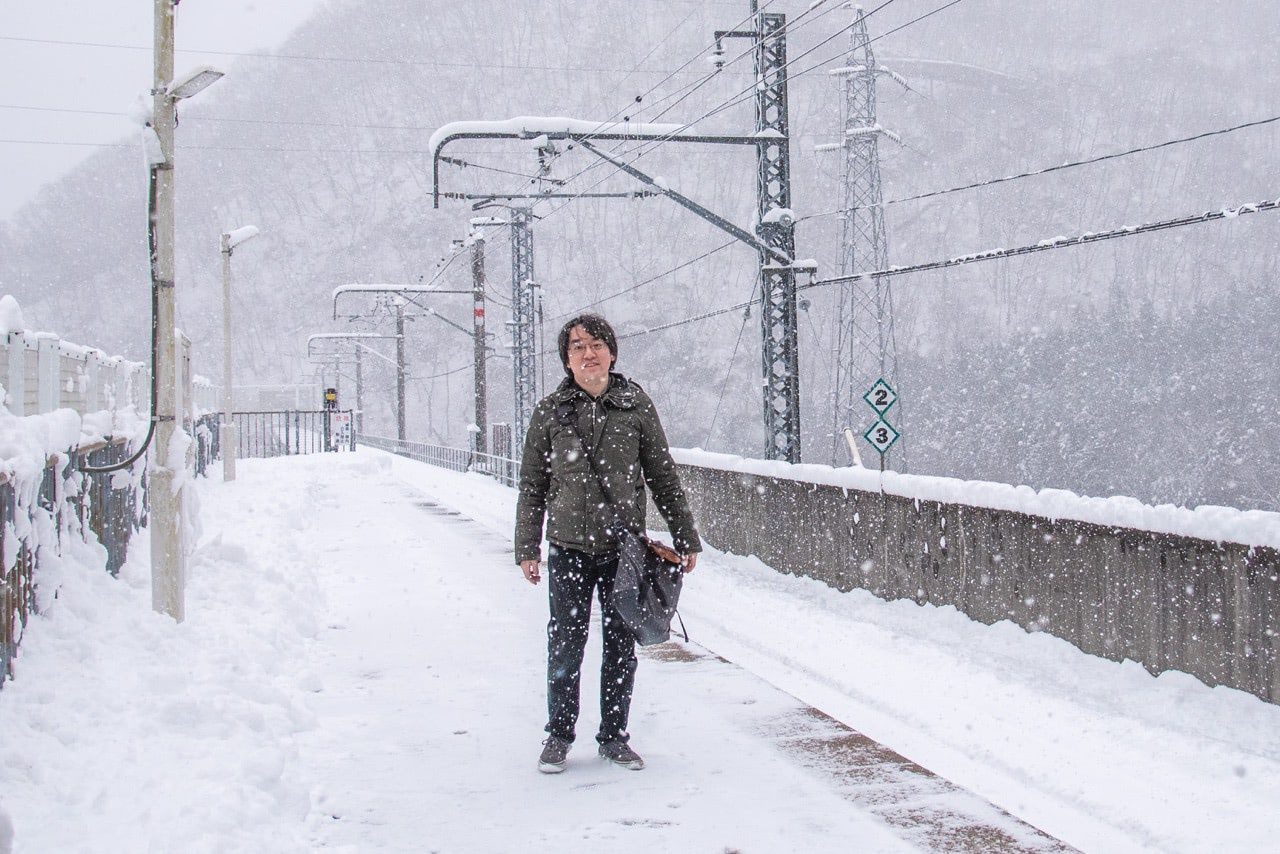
xmin=149 ymin=0 xmax=224 ymax=622
xmin=220 ymin=225 xmax=259 ymax=482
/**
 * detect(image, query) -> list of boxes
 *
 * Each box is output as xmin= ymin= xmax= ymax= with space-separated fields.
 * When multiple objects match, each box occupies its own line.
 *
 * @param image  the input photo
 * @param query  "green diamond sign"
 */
xmin=863 ymin=379 xmax=897 ymax=415
xmin=863 ymin=418 xmax=900 ymax=454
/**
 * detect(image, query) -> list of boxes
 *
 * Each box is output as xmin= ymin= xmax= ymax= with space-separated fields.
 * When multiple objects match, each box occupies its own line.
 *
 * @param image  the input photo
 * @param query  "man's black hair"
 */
xmin=558 ymin=313 xmax=618 ymax=376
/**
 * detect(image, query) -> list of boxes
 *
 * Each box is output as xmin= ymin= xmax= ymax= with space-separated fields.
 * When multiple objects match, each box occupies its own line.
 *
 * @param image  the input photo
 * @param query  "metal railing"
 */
xmin=3 ymin=439 xmax=142 ymax=687
xmin=231 ymin=409 xmax=355 ymax=459
xmin=357 ymin=434 xmax=520 ymax=487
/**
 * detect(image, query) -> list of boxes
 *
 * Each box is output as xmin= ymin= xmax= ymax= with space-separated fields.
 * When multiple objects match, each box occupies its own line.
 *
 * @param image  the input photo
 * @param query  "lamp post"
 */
xmin=150 ymin=0 xmax=223 ymax=621
xmin=220 ymin=225 xmax=259 ymax=482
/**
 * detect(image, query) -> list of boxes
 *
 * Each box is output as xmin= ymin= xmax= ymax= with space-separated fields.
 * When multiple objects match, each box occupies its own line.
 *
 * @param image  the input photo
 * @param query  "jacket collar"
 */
xmin=552 ymin=372 xmax=639 ymax=410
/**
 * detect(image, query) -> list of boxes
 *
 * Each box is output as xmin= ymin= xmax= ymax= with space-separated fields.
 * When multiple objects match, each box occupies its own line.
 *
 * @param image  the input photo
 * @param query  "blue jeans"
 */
xmin=544 ymin=545 xmax=637 ymax=744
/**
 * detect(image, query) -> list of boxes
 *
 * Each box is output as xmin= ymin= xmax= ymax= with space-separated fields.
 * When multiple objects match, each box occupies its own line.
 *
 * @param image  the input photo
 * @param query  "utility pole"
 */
xmin=508 ymin=207 xmax=538 ymax=445
xmin=150 ymin=0 xmax=184 ymax=621
xmin=831 ymin=8 xmax=905 ymax=467
xmin=395 ymin=300 xmax=407 ymax=441
xmin=470 ymin=228 xmax=489 ymax=454
xmin=148 ymin=0 xmax=222 ymax=621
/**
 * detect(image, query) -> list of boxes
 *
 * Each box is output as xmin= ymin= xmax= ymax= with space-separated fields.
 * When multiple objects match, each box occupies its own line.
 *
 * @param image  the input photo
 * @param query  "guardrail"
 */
xmin=232 ymin=410 xmax=355 ymax=458
xmin=357 ymin=434 xmax=519 ymax=487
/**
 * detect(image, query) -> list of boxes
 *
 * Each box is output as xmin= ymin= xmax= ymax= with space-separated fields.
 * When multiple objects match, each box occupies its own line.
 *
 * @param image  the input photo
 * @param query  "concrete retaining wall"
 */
xmin=675 ymin=463 xmax=1280 ymax=704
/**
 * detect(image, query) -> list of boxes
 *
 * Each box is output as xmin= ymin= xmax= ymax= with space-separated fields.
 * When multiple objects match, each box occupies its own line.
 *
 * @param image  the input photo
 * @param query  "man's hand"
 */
xmin=520 ymin=559 xmax=542 ymax=584
xmin=681 ymin=553 xmax=698 ymax=573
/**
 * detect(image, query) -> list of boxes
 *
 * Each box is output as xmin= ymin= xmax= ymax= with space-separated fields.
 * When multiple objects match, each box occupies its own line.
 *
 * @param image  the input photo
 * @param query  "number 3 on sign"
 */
xmin=863 ymin=418 xmax=900 ymax=454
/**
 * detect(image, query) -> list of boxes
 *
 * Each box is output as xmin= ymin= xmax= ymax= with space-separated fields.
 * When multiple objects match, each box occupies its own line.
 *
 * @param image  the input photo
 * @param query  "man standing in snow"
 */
xmin=515 ymin=313 xmax=701 ymax=774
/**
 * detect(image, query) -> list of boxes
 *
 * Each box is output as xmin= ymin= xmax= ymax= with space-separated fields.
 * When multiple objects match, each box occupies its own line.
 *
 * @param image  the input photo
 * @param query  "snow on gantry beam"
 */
xmin=306 ymin=332 xmax=402 ymax=358
xmin=430 ymin=115 xmax=765 ymax=207
xmin=331 ymin=283 xmax=474 ymax=320
xmin=427 ymin=116 xmax=686 ymax=154
xmin=331 ymin=283 xmax=473 ymax=299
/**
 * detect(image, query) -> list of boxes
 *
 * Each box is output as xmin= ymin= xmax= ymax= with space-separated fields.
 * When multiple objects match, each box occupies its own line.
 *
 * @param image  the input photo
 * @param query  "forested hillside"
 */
xmin=0 ymin=0 xmax=1275 ymax=508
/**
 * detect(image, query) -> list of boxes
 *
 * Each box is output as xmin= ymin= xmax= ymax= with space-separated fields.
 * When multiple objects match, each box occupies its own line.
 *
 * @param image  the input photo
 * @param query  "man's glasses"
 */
xmin=568 ymin=341 xmax=609 ymax=355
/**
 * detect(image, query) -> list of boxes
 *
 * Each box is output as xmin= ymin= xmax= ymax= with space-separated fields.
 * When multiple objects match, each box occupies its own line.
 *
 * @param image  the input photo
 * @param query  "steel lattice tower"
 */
xmin=508 ymin=207 xmax=538 ymax=444
xmin=831 ymin=8 xmax=904 ymax=466
xmin=754 ymin=10 xmax=801 ymax=463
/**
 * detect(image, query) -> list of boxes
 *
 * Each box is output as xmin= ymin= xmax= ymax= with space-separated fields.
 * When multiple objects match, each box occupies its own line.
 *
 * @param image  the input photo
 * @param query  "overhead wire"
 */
xmin=607 ymin=193 xmax=1280 ymax=341
xmin=382 ymin=0 xmax=791 ymax=343
xmin=519 ymin=0 xmax=901 ymax=228
xmin=0 ymin=33 xmax=744 ymax=77
xmin=667 ymin=0 xmax=962 ymax=134
xmin=796 ymin=112 xmax=1280 ymax=222
xmin=487 ymin=0 xmax=978 ymax=343
xmin=481 ymin=0 xmax=855 ymax=303
xmin=530 ymin=0 xmax=920 ymax=324
xmin=437 ymin=0 xmax=799 ymax=328
xmin=703 ymin=284 xmax=757 ymax=448
xmin=549 ymin=238 xmax=738 ymax=322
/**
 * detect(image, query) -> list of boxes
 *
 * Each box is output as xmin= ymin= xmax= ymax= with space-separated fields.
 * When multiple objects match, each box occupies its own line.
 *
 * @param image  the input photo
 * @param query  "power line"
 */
xmin=807 ymin=195 xmax=1279 ymax=289
xmin=467 ymin=0 xmax=872 ymax=280
xmin=685 ymin=0 xmax=964 ymax=132
xmin=704 ymin=292 xmax=757 ymax=447
xmin=529 ymin=0 xmax=920 ymax=221
xmin=0 ymin=34 xmax=749 ymax=77
xmin=460 ymin=0 xmax=795 ymax=208
xmin=493 ymin=0 xmax=941 ymax=358
xmin=799 ymin=113 xmax=1280 ymax=222
xmin=0 ymin=137 xmax=444 ymax=154
xmin=0 ymin=103 xmax=128 ymax=119
xmin=616 ymin=194 xmax=1280 ymax=339
xmin=551 ymin=239 xmax=738 ymax=321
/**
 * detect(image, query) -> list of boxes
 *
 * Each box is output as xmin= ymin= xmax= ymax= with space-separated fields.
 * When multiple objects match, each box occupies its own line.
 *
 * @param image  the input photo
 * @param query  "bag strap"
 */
xmin=558 ymin=399 xmax=691 ymax=644
xmin=555 ymin=399 xmax=630 ymax=532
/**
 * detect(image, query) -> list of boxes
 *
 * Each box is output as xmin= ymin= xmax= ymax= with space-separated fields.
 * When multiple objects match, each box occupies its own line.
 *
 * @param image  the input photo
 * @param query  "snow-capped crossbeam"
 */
xmin=331 ymin=283 xmax=474 ymax=320
xmin=430 ymin=115 xmax=763 ymax=207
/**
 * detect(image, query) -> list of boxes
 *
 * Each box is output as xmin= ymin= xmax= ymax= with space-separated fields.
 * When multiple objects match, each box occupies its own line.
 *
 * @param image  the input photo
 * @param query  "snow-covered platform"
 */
xmin=2 ymin=450 xmax=1278 ymax=852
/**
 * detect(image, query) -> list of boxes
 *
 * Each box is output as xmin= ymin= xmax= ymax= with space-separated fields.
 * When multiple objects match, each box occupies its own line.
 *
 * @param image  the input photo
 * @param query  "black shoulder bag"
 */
xmin=555 ymin=401 xmax=687 ymax=646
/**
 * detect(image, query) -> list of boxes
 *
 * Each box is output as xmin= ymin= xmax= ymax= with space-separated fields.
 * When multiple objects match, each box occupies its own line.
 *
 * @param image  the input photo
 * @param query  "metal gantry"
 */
xmin=752 ymin=10 xmax=801 ymax=462
xmin=306 ymin=331 xmax=403 ymax=435
xmin=331 ymin=284 xmax=474 ymax=442
xmin=430 ymin=2 xmax=803 ymax=461
xmin=468 ymin=225 xmax=490 ymax=454
xmin=507 ymin=207 xmax=539 ymax=444
xmin=832 ymin=8 xmax=905 ymax=467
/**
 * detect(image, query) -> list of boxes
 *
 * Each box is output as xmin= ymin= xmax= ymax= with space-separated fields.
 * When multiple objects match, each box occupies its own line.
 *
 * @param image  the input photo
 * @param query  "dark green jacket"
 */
xmin=514 ymin=373 xmax=701 ymax=562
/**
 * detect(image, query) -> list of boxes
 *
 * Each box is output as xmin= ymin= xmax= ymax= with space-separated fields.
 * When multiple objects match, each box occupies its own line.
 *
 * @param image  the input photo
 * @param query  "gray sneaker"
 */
xmin=538 ymin=736 xmax=571 ymax=773
xmin=598 ymin=739 xmax=645 ymax=770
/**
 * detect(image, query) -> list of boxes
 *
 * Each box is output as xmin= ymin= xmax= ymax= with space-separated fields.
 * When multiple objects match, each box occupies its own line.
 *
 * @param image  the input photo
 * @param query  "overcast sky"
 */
xmin=0 ymin=0 xmax=327 ymax=221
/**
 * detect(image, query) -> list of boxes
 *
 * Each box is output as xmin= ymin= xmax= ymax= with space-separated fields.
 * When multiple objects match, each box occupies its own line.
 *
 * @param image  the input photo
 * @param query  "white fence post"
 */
xmin=36 ymin=335 xmax=58 ymax=414
xmin=85 ymin=351 xmax=101 ymax=412
xmin=6 ymin=331 xmax=25 ymax=415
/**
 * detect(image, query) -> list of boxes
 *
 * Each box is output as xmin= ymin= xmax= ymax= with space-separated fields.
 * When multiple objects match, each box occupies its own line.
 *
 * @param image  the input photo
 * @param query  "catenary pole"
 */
xmin=395 ymin=301 xmax=407 ymax=441
xmin=471 ymin=231 xmax=488 ymax=454
xmin=753 ymin=8 xmax=801 ymax=462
